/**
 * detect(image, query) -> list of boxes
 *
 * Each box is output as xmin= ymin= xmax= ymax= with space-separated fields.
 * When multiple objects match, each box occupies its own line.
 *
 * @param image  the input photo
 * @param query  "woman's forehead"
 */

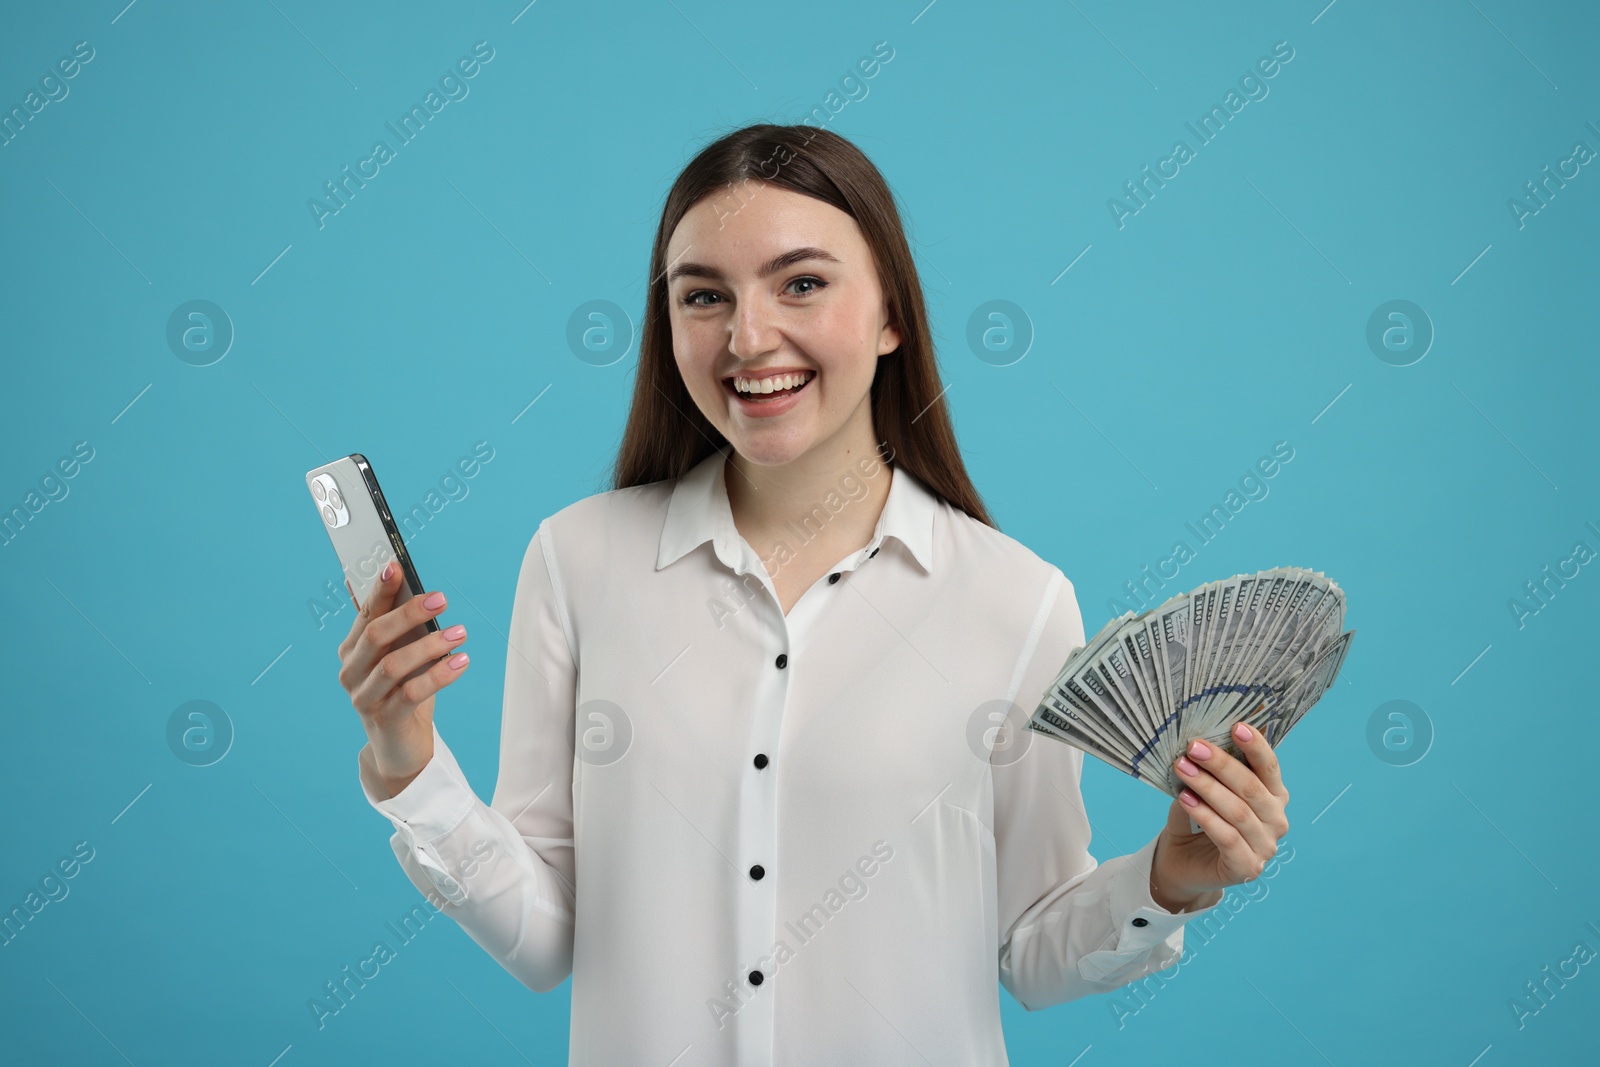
xmin=668 ymin=186 xmax=864 ymax=266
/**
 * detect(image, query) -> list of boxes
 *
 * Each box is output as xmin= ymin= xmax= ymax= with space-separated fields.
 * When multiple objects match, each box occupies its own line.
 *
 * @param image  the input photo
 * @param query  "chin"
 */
xmin=724 ymin=428 xmax=817 ymax=468
xmin=728 ymin=441 xmax=805 ymax=468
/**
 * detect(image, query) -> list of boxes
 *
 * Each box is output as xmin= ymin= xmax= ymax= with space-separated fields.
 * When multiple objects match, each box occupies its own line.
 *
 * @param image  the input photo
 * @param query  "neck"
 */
xmin=724 ymin=422 xmax=891 ymax=561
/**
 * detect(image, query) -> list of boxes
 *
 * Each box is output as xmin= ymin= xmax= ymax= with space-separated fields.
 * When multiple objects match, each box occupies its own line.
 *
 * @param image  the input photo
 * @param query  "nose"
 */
xmin=727 ymin=295 xmax=781 ymax=362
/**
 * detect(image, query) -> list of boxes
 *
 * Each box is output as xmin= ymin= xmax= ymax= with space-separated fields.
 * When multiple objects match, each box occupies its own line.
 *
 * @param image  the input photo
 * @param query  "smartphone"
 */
xmin=306 ymin=454 xmax=438 ymax=644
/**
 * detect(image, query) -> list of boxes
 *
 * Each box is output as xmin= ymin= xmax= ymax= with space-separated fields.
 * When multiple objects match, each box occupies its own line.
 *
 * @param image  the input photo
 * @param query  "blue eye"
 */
xmin=678 ymin=276 xmax=828 ymax=307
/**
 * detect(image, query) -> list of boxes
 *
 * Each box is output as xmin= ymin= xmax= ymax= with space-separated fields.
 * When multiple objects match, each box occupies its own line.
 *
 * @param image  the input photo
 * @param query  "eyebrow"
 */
xmin=666 ymin=246 xmax=841 ymax=285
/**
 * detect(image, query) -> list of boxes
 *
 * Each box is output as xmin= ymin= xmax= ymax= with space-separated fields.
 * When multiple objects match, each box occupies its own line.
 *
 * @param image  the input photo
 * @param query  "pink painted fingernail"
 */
xmin=447 ymin=653 xmax=469 ymax=670
xmin=1180 ymin=790 xmax=1199 ymax=808
xmin=424 ymin=592 xmax=445 ymax=610
xmin=1189 ymin=739 xmax=1211 ymax=759
xmin=1235 ymin=723 xmax=1253 ymax=741
xmin=1177 ymin=756 xmax=1199 ymax=776
xmin=382 ymin=563 xmax=393 ymax=581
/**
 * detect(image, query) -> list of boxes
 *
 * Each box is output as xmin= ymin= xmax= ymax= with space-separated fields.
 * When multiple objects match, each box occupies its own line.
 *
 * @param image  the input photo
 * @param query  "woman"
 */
xmin=337 ymin=124 xmax=1289 ymax=1065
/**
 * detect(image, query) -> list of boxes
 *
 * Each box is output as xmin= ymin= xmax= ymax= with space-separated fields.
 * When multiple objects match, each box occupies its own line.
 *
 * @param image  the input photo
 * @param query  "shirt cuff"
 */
xmin=356 ymin=723 xmax=481 ymax=905
xmin=1077 ymin=832 xmax=1225 ymax=983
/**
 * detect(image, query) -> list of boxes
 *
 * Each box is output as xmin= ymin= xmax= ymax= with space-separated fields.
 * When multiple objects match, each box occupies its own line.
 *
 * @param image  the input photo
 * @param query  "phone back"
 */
xmin=305 ymin=455 xmax=428 ymax=634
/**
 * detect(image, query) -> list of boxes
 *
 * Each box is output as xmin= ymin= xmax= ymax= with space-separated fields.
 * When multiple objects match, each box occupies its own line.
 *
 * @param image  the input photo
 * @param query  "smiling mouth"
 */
xmin=723 ymin=371 xmax=815 ymax=403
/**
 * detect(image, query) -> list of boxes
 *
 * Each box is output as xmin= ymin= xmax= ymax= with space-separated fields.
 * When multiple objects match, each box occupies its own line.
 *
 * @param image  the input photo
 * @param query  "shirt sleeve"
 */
xmin=355 ymin=518 xmax=578 ymax=994
xmin=994 ymin=568 xmax=1225 ymax=1011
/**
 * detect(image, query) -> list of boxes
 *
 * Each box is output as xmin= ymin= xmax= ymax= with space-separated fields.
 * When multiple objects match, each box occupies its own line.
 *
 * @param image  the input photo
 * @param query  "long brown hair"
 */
xmin=608 ymin=122 xmax=994 ymax=529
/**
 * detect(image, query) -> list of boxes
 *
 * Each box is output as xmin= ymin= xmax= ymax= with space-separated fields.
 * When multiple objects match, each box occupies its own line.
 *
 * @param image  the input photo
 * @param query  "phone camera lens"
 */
xmin=327 ymin=488 xmax=343 ymax=509
xmin=322 ymin=504 xmax=336 ymax=526
xmin=312 ymin=480 xmax=327 ymax=502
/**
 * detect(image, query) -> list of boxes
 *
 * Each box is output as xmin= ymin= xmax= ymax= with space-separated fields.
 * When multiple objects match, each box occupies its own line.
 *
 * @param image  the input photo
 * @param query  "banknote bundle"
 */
xmin=1028 ymin=567 xmax=1354 ymax=804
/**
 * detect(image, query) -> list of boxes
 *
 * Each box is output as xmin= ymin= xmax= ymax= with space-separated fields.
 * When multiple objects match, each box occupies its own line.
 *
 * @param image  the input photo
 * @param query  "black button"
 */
xmin=869 ymin=547 xmax=879 ymax=558
xmin=749 ymin=864 xmax=765 ymax=880
xmin=827 ymin=572 xmax=840 ymax=584
xmin=753 ymin=753 xmax=768 ymax=769
xmin=1131 ymin=917 xmax=1149 ymax=927
xmin=775 ymin=654 xmax=787 ymax=669
xmin=748 ymin=969 xmax=764 ymax=986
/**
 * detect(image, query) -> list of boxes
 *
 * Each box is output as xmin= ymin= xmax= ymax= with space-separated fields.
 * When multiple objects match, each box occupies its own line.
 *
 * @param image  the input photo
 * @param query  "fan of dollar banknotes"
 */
xmin=1028 ymin=567 xmax=1354 ymax=809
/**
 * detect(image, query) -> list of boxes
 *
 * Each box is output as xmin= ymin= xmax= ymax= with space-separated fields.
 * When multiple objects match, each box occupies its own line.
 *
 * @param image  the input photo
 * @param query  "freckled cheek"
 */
xmin=830 ymin=304 xmax=880 ymax=353
xmin=672 ymin=328 xmax=721 ymax=388
xmin=820 ymin=309 xmax=885 ymax=377
xmin=803 ymin=307 xmax=870 ymax=363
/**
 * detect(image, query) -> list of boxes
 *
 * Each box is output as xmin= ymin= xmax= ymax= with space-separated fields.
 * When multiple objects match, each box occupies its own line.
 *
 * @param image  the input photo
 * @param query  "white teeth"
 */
xmin=733 ymin=372 xmax=811 ymax=394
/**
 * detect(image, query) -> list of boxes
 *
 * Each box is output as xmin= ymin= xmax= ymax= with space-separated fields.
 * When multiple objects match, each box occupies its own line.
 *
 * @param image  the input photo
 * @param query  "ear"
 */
xmin=877 ymin=318 xmax=901 ymax=357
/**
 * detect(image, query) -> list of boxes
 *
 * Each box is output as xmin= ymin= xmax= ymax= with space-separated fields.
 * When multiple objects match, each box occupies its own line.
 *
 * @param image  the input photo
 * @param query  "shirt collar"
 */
xmin=656 ymin=445 xmax=936 ymax=575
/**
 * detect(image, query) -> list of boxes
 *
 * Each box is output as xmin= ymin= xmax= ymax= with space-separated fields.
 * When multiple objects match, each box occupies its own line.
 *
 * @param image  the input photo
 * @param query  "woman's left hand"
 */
xmin=1148 ymin=720 xmax=1290 ymax=912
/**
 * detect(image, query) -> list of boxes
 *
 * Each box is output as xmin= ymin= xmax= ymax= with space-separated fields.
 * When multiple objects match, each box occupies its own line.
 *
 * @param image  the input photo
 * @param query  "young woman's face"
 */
xmin=665 ymin=182 xmax=901 ymax=468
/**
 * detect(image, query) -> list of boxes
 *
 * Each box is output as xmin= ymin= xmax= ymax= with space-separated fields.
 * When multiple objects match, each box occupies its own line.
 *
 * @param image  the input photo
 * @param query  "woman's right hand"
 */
xmin=337 ymin=561 xmax=471 ymax=797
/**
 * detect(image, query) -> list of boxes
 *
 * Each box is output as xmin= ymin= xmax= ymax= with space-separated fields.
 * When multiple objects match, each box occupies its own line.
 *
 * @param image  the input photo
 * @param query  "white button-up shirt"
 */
xmin=358 ymin=444 xmax=1222 ymax=1065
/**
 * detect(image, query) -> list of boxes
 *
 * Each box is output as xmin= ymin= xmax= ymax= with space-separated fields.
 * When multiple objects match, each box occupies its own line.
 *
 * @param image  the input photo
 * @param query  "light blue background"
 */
xmin=2 ymin=1 xmax=1596 ymax=1064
